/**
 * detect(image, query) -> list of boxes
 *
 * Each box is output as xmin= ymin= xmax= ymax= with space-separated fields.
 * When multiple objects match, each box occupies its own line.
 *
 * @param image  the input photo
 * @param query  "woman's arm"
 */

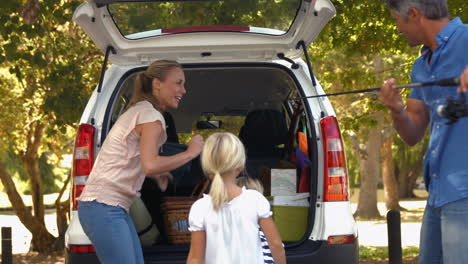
xmin=187 ymin=231 xmax=206 ymax=264
xmin=147 ymin=172 xmax=173 ymax=192
xmin=259 ymin=217 xmax=286 ymax=264
xmin=137 ymin=121 xmax=204 ymax=176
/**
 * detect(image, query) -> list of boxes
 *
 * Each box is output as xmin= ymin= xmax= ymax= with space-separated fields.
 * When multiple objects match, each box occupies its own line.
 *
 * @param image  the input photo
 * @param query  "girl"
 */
xmin=237 ymin=176 xmax=282 ymax=264
xmin=78 ymin=60 xmax=204 ymax=264
xmin=187 ymin=132 xmax=286 ymax=264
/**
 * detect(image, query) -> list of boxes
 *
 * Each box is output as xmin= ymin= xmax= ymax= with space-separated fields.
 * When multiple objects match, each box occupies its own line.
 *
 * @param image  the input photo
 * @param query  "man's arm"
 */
xmin=458 ymin=66 xmax=468 ymax=93
xmin=380 ymin=78 xmax=430 ymax=146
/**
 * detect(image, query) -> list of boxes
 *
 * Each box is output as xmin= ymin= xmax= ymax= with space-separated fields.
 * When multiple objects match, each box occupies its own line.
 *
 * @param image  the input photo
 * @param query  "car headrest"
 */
xmin=239 ymin=109 xmax=288 ymax=156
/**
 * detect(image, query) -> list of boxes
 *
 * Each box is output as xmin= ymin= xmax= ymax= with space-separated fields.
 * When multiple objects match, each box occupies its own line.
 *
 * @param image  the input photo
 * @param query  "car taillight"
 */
xmin=320 ymin=116 xmax=349 ymax=201
xmin=327 ymin=234 xmax=355 ymax=245
xmin=68 ymin=245 xmax=96 ymax=253
xmin=71 ymin=124 xmax=95 ymax=210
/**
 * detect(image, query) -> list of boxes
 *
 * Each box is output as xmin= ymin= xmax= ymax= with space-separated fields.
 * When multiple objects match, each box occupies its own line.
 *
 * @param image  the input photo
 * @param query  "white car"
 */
xmin=65 ymin=0 xmax=359 ymax=263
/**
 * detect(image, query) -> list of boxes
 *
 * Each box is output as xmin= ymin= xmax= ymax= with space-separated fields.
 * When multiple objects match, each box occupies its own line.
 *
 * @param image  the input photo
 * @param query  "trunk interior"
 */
xmin=104 ymin=63 xmax=319 ymax=259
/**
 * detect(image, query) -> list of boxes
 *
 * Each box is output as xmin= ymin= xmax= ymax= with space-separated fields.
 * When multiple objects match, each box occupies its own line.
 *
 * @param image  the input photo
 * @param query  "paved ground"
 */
xmin=353 ymin=199 xmax=425 ymax=247
xmin=0 ymin=209 xmax=59 ymax=254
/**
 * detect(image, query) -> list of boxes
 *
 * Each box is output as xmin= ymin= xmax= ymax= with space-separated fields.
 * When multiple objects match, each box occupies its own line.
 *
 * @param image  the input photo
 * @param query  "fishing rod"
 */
xmin=304 ymin=77 xmax=460 ymax=99
xmin=299 ymin=76 xmax=467 ymax=124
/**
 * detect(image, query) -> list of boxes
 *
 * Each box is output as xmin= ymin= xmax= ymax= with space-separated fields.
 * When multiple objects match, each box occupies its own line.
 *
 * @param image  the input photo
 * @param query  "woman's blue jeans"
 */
xmin=78 ymin=200 xmax=144 ymax=264
xmin=419 ymin=196 xmax=468 ymax=264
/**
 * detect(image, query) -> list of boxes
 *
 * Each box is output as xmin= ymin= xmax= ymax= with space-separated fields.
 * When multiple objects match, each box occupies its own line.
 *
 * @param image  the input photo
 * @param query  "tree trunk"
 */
xmin=22 ymin=121 xmax=46 ymax=224
xmin=398 ymin=146 xmax=424 ymax=198
xmin=354 ymin=121 xmax=382 ymax=219
xmin=0 ymin=161 xmax=56 ymax=252
xmin=54 ymin=172 xmax=71 ymax=251
xmin=399 ymin=156 xmax=423 ymax=198
xmin=354 ymin=56 xmax=385 ymax=219
xmin=15 ymin=120 xmax=56 ymax=252
xmin=381 ymin=137 xmax=401 ymax=210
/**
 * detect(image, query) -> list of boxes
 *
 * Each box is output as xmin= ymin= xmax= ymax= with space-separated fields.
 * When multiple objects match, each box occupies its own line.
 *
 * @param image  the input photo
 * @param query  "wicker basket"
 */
xmin=160 ymin=181 xmax=209 ymax=244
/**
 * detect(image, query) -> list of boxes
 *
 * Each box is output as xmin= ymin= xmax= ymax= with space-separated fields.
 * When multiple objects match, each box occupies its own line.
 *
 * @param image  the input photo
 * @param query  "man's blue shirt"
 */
xmin=410 ymin=17 xmax=468 ymax=207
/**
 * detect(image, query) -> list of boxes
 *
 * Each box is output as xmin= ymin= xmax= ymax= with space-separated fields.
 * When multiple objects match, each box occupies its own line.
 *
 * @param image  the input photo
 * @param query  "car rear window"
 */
xmin=108 ymin=0 xmax=302 ymax=39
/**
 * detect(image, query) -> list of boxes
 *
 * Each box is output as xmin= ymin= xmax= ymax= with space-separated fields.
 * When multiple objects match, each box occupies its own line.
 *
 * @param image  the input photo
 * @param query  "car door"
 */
xmin=73 ymin=0 xmax=336 ymax=65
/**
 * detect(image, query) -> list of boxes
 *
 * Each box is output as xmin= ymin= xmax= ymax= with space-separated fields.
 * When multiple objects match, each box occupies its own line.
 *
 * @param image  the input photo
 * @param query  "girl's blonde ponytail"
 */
xmin=201 ymin=132 xmax=246 ymax=210
xmin=209 ymin=172 xmax=228 ymax=210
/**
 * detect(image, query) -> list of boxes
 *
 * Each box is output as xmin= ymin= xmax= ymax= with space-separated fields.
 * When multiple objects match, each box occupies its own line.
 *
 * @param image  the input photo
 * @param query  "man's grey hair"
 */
xmin=386 ymin=0 xmax=449 ymax=20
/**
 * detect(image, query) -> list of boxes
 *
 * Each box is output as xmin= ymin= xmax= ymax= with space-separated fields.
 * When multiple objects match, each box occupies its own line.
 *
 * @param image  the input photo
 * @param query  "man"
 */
xmin=379 ymin=0 xmax=468 ymax=263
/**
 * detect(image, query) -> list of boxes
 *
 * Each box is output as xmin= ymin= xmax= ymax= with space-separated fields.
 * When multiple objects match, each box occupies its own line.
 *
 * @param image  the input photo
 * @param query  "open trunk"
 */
xmin=102 ymin=63 xmax=320 ymax=262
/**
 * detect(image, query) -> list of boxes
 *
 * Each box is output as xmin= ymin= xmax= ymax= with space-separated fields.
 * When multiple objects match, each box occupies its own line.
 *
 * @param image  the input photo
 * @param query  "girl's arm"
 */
xmin=187 ymin=231 xmax=206 ymax=264
xmin=259 ymin=217 xmax=286 ymax=264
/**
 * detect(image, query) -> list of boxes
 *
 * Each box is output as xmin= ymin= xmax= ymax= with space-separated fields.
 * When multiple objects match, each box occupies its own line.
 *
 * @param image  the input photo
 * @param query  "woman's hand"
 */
xmin=186 ymin=134 xmax=204 ymax=158
xmin=150 ymin=172 xmax=173 ymax=192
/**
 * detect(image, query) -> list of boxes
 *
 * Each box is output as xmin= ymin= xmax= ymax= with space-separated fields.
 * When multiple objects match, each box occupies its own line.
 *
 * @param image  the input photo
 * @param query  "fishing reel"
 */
xmin=437 ymin=95 xmax=468 ymax=124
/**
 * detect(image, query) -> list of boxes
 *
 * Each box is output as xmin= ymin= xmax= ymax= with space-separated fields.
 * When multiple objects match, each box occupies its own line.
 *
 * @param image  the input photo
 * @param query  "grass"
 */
xmin=360 ymin=245 xmax=419 ymax=260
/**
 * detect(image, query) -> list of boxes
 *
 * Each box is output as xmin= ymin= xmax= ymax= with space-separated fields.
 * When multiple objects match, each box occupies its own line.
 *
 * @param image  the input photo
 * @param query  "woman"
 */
xmin=78 ymin=60 xmax=204 ymax=264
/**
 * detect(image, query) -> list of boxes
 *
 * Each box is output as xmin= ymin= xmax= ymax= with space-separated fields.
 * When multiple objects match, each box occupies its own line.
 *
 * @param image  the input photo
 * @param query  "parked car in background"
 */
xmin=65 ymin=0 xmax=359 ymax=263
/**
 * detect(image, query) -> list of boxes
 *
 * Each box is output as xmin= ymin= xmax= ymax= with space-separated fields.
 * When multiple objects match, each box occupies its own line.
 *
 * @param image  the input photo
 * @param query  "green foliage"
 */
xmin=345 ymin=147 xmax=359 ymax=187
xmin=0 ymin=0 xmax=101 ymax=197
xmin=1 ymin=148 xmax=28 ymax=182
xmin=0 ymin=0 xmax=101 ymax=129
xmin=0 ymin=149 xmax=61 ymax=194
xmin=38 ymin=153 xmax=61 ymax=194
xmin=310 ymin=0 xmax=417 ymax=187
xmin=109 ymin=0 xmax=299 ymax=35
xmin=449 ymin=0 xmax=468 ymax=21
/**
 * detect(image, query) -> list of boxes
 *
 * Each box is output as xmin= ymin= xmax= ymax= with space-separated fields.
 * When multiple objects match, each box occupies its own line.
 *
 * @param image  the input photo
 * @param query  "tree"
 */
xmin=382 ymin=135 xmax=401 ymax=210
xmin=310 ymin=0 xmax=467 ymax=218
xmin=310 ymin=0 xmax=415 ymax=219
xmin=0 ymin=0 xmax=100 ymax=252
xmin=394 ymin=135 xmax=428 ymax=198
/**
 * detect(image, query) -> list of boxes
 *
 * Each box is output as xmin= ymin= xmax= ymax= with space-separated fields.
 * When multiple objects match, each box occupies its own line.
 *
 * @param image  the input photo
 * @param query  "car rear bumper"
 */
xmin=287 ymin=239 xmax=359 ymax=264
xmin=65 ymin=239 xmax=359 ymax=264
xmin=65 ymin=250 xmax=100 ymax=264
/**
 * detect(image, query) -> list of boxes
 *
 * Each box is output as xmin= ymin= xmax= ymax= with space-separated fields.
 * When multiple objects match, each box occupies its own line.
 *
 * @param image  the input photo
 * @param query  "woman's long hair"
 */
xmin=127 ymin=60 xmax=182 ymax=112
xmin=201 ymin=132 xmax=246 ymax=210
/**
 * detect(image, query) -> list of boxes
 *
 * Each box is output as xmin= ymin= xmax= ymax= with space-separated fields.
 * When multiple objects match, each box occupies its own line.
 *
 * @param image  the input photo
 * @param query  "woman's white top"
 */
xmin=188 ymin=187 xmax=272 ymax=264
xmin=79 ymin=101 xmax=166 ymax=212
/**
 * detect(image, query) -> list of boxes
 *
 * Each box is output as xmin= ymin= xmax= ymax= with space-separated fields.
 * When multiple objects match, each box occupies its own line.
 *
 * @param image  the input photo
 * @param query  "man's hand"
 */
xmin=379 ymin=78 xmax=405 ymax=115
xmin=457 ymin=66 xmax=468 ymax=93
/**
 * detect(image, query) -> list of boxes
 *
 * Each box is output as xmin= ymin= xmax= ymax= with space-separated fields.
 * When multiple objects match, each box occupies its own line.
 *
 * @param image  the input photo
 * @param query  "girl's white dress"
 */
xmin=188 ymin=187 xmax=272 ymax=264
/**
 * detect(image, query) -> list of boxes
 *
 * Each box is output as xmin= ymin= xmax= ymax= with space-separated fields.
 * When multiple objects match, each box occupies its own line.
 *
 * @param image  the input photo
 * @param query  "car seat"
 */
xmin=239 ymin=109 xmax=289 ymax=178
